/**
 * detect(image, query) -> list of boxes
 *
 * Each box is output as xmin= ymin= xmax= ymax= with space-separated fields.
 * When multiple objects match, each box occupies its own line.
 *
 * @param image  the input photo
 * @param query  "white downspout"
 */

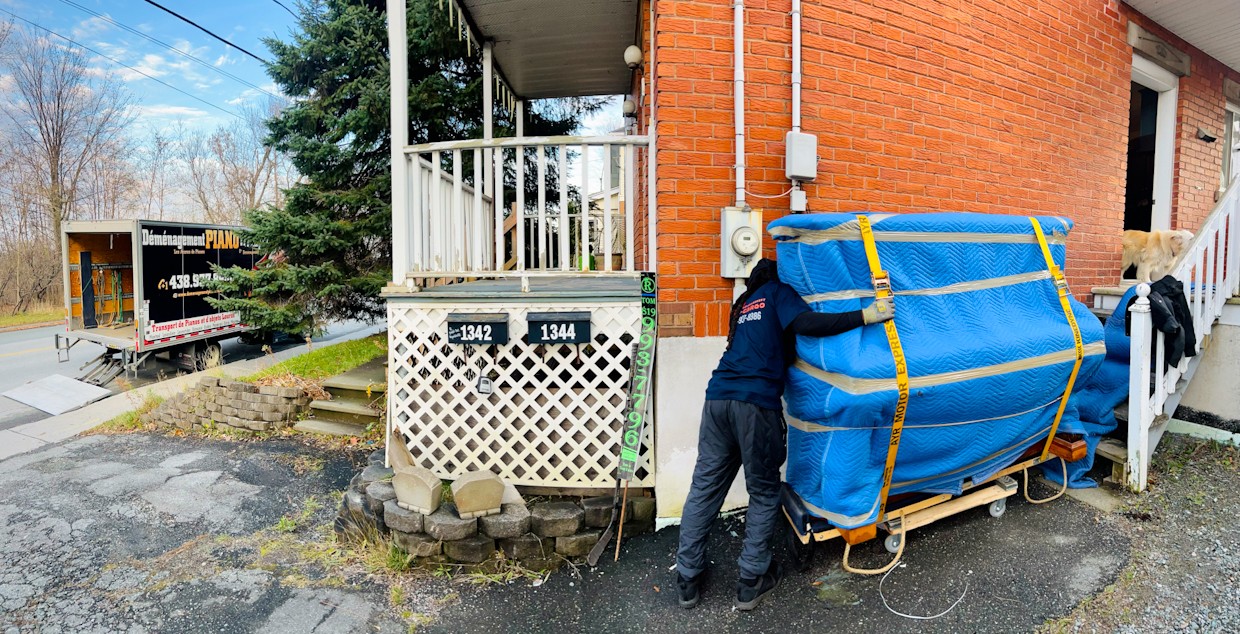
xmin=790 ymin=0 xmax=806 ymax=212
xmin=647 ymin=0 xmax=657 ymax=271
xmin=733 ymin=0 xmax=745 ymax=207
xmin=791 ymin=0 xmax=801 ymax=133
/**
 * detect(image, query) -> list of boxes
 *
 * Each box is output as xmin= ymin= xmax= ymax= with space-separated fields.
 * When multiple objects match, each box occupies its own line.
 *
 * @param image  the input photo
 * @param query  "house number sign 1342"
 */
xmin=527 ymin=311 xmax=591 ymax=344
xmin=446 ymin=313 xmax=509 ymax=345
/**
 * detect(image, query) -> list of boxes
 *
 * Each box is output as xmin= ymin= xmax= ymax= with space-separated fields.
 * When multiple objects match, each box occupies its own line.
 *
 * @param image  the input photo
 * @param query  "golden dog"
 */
xmin=1121 ymin=229 xmax=1193 ymax=283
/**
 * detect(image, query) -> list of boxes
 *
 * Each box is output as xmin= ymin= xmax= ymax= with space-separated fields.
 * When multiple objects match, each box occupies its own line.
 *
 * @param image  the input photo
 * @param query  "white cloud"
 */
xmin=213 ymin=54 xmax=234 ymax=67
xmin=226 ymin=83 xmax=282 ymax=106
xmin=71 ymin=16 xmax=112 ymax=39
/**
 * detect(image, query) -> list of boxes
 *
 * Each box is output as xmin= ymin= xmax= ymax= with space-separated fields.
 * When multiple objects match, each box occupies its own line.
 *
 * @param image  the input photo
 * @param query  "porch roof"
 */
xmin=460 ymin=0 xmax=639 ymax=99
xmin=1126 ymin=0 xmax=1240 ymax=72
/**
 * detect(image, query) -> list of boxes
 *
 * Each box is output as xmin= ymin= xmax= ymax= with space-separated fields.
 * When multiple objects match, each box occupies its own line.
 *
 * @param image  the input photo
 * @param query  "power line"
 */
xmin=54 ymin=0 xmax=285 ymax=103
xmin=140 ymin=0 xmax=268 ymax=64
xmin=0 ymin=8 xmax=243 ymax=120
xmin=270 ymin=0 xmax=297 ymax=18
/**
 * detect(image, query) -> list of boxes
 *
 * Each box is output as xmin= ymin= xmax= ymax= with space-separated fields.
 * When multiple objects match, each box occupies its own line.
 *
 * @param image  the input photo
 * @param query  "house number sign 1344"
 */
xmin=527 ymin=311 xmax=591 ymax=344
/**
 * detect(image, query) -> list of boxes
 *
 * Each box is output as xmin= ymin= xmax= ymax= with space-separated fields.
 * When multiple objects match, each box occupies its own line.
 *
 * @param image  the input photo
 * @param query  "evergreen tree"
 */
xmin=209 ymin=0 xmax=595 ymax=335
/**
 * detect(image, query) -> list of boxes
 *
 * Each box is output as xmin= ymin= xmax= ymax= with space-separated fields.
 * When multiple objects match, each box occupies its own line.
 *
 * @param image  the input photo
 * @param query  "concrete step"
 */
xmin=321 ymin=360 xmax=386 ymax=404
xmin=309 ymin=399 xmax=380 ymax=426
xmin=294 ymin=419 xmax=367 ymax=437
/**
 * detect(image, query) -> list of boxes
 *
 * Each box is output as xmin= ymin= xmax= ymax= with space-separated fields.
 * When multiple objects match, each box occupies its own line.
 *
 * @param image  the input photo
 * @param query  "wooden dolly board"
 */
xmin=782 ymin=435 xmax=1088 ymax=571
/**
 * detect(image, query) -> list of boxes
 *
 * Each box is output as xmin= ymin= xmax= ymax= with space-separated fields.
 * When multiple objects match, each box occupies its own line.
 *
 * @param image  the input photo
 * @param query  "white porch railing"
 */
xmin=394 ymin=134 xmax=650 ymax=283
xmin=1126 ymin=183 xmax=1240 ymax=490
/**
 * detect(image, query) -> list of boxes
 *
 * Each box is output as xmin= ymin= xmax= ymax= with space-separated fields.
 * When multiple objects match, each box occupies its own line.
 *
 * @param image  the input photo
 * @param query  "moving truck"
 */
xmin=56 ymin=220 xmax=261 ymax=385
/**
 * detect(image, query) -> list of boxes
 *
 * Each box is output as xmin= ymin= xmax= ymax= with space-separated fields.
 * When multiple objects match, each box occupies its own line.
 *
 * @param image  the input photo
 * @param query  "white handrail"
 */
xmin=1126 ymin=182 xmax=1240 ymax=490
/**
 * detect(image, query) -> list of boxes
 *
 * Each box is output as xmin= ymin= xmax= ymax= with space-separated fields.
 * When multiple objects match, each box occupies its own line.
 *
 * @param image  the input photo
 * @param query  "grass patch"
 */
xmin=89 ymin=393 xmax=164 ymax=434
xmin=241 ymin=334 xmax=384 ymax=382
xmin=0 ymin=306 xmax=61 ymax=328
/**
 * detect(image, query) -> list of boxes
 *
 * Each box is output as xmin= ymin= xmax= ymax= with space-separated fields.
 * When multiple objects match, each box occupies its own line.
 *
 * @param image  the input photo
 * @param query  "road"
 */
xmin=0 ymin=320 xmax=377 ymax=432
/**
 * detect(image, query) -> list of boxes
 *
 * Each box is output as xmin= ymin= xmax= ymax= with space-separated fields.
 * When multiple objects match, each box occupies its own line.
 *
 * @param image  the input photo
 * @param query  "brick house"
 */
xmin=384 ymin=0 xmax=1240 ymax=523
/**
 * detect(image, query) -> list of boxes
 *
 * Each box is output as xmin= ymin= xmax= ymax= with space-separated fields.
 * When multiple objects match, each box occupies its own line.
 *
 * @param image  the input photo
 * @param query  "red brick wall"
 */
xmin=649 ymin=0 xmax=1238 ymax=337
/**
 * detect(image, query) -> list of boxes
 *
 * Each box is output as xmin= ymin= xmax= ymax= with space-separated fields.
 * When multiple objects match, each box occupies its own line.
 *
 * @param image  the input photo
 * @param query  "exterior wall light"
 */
xmin=624 ymin=45 xmax=643 ymax=69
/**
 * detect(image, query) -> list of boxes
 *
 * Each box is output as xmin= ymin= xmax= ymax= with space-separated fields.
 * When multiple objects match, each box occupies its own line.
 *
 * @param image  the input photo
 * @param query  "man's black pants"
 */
xmin=676 ymin=399 xmax=787 ymax=580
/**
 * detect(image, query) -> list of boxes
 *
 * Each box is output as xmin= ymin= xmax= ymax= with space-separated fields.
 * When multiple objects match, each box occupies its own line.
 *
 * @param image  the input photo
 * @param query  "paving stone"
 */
xmin=629 ymin=496 xmax=655 ymax=524
xmin=581 ymin=496 xmax=630 ymax=528
xmin=555 ymin=530 xmax=601 ymax=558
xmin=451 ymin=471 xmax=505 ymax=519
xmin=501 ymin=482 xmax=525 ymax=507
xmin=365 ymin=481 xmax=397 ymax=514
xmin=478 ymin=503 xmax=530 ymax=539
xmin=391 ymin=465 xmax=441 ymax=514
xmin=392 ymin=531 xmax=440 ymax=557
xmin=423 ymin=503 xmax=477 ymax=541
xmin=337 ymin=489 xmax=385 ymax=538
xmin=360 ymin=464 xmax=394 ymax=486
xmin=443 ymin=535 xmax=495 ymax=564
xmin=198 ymin=377 xmax=220 ymax=388
xmin=530 ymin=501 xmax=583 ymax=537
xmin=498 ymin=533 xmax=554 ymax=560
xmin=225 ymin=380 xmax=259 ymax=394
xmin=383 ymin=500 xmax=423 ymax=533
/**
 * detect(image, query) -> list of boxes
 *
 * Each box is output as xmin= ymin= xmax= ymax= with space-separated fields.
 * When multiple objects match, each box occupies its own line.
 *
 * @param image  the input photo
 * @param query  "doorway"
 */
xmin=1126 ymin=54 xmax=1178 ymax=234
xmin=1125 ymin=83 xmax=1158 ymax=232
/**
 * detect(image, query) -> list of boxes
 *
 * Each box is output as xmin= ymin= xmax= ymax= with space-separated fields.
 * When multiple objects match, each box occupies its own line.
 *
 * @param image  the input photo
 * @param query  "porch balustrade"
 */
xmin=393 ymin=134 xmax=650 ymax=284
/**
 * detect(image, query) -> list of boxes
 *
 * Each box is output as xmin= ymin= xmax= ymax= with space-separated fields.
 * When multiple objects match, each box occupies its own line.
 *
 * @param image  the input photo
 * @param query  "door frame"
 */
xmin=1131 ymin=54 xmax=1178 ymax=232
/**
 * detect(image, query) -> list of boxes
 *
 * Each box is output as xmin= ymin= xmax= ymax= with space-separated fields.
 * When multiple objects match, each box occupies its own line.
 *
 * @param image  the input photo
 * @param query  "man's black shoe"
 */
xmin=677 ymin=573 xmax=701 ymax=609
xmin=735 ymin=561 xmax=782 ymax=611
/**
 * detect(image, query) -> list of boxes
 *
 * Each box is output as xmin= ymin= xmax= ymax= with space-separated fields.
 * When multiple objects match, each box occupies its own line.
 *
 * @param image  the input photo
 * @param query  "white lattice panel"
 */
xmin=387 ymin=300 xmax=654 ymax=487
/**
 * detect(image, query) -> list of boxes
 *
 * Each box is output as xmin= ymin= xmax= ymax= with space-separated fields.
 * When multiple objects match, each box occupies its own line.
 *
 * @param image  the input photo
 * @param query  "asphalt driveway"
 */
xmin=0 ymin=433 xmax=1134 ymax=633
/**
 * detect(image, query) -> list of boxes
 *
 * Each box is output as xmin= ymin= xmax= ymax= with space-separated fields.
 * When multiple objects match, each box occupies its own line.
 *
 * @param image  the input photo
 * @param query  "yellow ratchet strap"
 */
xmin=856 ymin=215 xmax=908 ymax=521
xmin=1030 ymin=217 xmax=1084 ymax=462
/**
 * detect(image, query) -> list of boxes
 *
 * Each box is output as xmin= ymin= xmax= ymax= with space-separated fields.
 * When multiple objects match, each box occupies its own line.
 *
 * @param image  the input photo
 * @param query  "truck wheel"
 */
xmin=195 ymin=341 xmax=223 ymax=371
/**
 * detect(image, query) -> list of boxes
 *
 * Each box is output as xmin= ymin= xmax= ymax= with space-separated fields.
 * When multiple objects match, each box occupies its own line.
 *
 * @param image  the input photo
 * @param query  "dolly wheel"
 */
xmin=989 ymin=498 xmax=1007 ymax=518
xmin=883 ymin=533 xmax=903 ymax=554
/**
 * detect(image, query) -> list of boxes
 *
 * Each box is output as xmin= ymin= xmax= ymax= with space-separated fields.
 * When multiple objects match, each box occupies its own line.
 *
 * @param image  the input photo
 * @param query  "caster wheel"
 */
xmin=989 ymin=498 xmax=1007 ymax=518
xmin=884 ymin=533 xmax=903 ymax=554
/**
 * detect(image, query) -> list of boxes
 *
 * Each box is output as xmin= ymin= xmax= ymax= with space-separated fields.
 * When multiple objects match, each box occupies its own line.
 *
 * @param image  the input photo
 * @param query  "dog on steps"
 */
xmin=1121 ymin=229 xmax=1193 ymax=283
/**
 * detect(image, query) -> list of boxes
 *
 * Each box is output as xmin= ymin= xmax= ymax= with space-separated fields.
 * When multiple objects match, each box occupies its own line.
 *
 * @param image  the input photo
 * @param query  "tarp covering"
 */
xmin=770 ymin=212 xmax=1110 ymax=529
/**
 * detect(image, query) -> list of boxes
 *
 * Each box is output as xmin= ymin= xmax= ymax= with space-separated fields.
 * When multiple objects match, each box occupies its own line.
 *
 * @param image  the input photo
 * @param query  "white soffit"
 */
xmin=460 ymin=0 xmax=639 ymax=99
xmin=1125 ymin=0 xmax=1240 ymax=73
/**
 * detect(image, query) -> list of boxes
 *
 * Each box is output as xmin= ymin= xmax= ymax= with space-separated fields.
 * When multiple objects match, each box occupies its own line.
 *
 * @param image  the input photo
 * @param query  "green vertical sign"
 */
xmin=618 ymin=272 xmax=657 ymax=479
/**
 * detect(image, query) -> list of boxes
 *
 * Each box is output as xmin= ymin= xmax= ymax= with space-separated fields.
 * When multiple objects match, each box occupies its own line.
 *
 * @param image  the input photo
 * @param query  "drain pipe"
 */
xmin=791 ymin=0 xmax=801 ymax=134
xmin=789 ymin=0 xmax=807 ymax=212
xmin=733 ymin=0 xmax=746 ymax=207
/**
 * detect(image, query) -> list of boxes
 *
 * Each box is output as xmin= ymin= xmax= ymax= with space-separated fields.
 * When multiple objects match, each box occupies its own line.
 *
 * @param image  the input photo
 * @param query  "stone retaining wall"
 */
xmin=144 ymin=377 xmax=310 ymax=433
xmin=336 ymin=451 xmax=656 ymax=567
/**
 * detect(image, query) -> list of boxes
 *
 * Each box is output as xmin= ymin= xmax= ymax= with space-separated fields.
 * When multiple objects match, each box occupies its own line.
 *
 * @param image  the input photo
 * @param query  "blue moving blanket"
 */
xmin=770 ymin=212 xmax=1110 ymax=529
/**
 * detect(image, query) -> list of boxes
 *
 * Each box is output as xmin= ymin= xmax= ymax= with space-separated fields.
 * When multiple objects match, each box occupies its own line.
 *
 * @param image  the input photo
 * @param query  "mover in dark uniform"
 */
xmin=676 ymin=258 xmax=895 ymax=611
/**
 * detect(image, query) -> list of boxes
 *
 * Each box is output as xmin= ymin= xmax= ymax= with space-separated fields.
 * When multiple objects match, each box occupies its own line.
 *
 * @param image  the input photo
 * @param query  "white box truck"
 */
xmin=56 ymin=220 xmax=262 ymax=385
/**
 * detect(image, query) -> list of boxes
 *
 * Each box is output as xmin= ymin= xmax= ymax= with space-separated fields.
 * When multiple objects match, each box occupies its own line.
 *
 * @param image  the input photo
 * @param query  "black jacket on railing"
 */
xmin=1124 ymin=275 xmax=1198 ymax=369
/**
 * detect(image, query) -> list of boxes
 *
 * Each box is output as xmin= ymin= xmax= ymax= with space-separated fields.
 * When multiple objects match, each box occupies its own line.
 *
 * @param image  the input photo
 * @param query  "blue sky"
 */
xmin=0 ymin=0 xmax=299 ymax=131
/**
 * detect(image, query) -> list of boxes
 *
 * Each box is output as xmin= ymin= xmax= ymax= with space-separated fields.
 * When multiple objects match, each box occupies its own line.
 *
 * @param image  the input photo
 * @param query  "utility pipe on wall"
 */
xmin=791 ymin=0 xmax=801 ymax=133
xmin=733 ymin=0 xmax=745 ymax=207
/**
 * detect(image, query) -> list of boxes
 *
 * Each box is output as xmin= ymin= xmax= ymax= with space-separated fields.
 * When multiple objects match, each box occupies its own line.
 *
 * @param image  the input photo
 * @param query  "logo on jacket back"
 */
xmin=738 ymin=298 xmax=765 ymax=325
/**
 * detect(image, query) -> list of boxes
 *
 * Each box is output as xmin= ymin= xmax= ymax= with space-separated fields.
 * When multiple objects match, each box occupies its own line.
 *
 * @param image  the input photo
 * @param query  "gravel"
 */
xmin=1042 ymin=434 xmax=1240 ymax=632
